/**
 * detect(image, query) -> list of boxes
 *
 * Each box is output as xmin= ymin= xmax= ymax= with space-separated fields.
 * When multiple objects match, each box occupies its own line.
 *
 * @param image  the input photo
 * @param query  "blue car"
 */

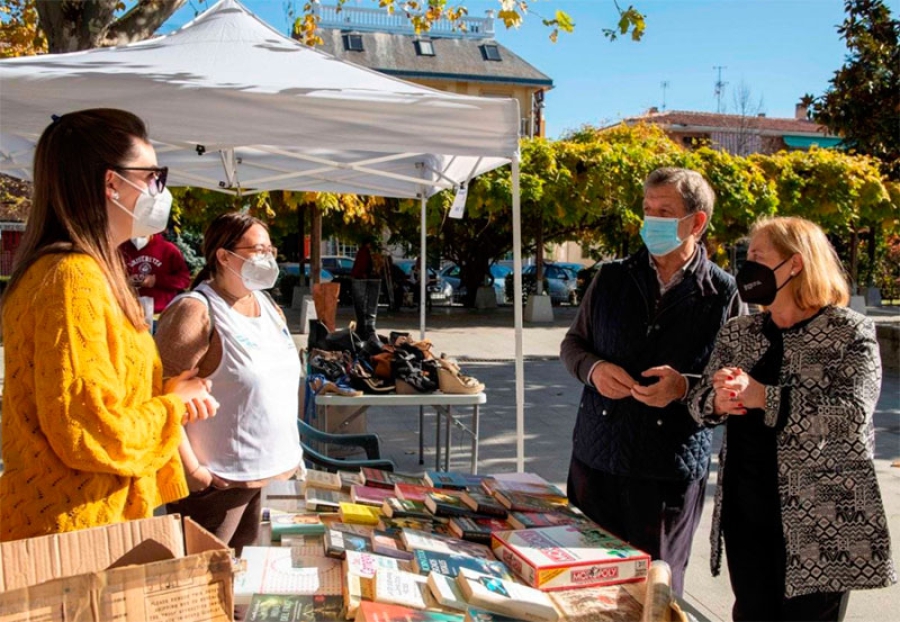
xmin=440 ymin=263 xmax=511 ymax=305
xmin=278 ymin=262 xmax=334 ymax=282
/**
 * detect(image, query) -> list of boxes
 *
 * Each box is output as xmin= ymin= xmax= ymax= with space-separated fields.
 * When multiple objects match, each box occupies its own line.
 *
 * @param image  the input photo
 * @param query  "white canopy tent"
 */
xmin=0 ymin=0 xmax=529 ymax=471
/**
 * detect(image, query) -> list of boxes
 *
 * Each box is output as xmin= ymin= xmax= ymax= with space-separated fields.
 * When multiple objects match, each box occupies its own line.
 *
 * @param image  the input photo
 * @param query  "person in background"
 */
xmin=155 ymin=212 xmax=303 ymax=555
xmin=0 ymin=108 xmax=217 ymax=542
xmin=560 ymin=167 xmax=743 ymax=596
xmin=689 ymin=216 xmax=895 ymax=621
xmin=120 ymin=232 xmax=191 ymax=313
xmin=350 ymin=237 xmax=382 ymax=337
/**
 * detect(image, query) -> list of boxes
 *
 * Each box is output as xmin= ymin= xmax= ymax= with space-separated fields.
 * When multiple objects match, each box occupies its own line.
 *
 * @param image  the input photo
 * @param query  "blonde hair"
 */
xmin=749 ymin=216 xmax=850 ymax=310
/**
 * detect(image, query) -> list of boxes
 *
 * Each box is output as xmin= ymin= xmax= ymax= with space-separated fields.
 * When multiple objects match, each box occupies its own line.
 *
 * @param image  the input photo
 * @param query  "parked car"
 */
xmin=320 ymin=255 xmax=354 ymax=278
xmin=505 ymin=262 xmax=579 ymax=306
xmin=395 ymin=259 xmax=452 ymax=303
xmin=440 ymin=263 xmax=511 ymax=306
xmin=277 ymin=262 xmax=334 ymax=282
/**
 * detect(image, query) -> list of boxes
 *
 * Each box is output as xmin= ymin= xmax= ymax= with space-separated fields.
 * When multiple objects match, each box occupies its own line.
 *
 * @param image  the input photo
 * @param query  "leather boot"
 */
xmin=307 ymin=319 xmax=330 ymax=351
xmin=350 ymin=279 xmax=368 ymax=334
xmin=363 ymin=279 xmax=381 ymax=338
xmin=313 ymin=282 xmax=340 ymax=333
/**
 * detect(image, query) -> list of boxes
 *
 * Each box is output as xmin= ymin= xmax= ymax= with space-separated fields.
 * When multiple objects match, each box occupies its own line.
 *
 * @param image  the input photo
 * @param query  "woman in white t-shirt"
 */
xmin=155 ymin=212 xmax=303 ymax=553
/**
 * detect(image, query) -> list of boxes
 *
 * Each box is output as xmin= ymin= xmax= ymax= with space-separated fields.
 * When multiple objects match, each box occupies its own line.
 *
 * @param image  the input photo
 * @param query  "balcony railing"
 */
xmin=314 ymin=4 xmax=494 ymax=38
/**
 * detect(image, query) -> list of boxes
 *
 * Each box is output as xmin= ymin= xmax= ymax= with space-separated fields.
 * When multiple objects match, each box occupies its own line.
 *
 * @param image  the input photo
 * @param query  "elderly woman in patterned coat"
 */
xmin=688 ymin=216 xmax=895 ymax=622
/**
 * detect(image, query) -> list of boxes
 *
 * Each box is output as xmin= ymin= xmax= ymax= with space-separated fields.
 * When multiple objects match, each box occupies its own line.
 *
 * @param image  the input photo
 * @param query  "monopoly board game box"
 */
xmin=491 ymin=524 xmax=650 ymax=591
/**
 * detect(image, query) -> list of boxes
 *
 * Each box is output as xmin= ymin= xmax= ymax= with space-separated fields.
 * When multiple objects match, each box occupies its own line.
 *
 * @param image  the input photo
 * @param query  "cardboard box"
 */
xmin=0 ymin=514 xmax=234 ymax=621
xmin=491 ymin=524 xmax=650 ymax=591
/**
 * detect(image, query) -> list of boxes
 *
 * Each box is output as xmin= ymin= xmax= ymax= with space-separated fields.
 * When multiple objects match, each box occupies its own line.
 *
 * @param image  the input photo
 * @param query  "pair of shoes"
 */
xmin=436 ymin=358 xmax=484 ymax=394
xmin=309 ymin=374 xmax=363 ymax=397
xmin=347 ymin=361 xmax=395 ymax=394
xmin=392 ymin=351 xmax=438 ymax=393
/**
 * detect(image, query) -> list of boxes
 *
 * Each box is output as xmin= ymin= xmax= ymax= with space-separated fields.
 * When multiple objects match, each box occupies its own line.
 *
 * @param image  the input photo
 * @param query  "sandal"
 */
xmin=436 ymin=359 xmax=484 ymax=394
xmin=309 ymin=374 xmax=363 ymax=397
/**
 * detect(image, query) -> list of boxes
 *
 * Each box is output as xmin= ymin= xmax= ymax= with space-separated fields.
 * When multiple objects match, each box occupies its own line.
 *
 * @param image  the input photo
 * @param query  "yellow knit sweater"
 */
xmin=0 ymin=253 xmax=189 ymax=542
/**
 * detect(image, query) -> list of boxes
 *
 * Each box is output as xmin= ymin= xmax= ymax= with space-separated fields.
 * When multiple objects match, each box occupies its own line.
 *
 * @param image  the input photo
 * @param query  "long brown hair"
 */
xmin=4 ymin=109 xmax=149 ymax=328
xmin=191 ymin=212 xmax=268 ymax=288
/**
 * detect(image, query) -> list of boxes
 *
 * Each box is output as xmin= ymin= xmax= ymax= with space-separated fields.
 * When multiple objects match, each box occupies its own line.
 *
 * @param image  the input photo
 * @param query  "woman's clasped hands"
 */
xmin=164 ymin=369 xmax=219 ymax=424
xmin=712 ymin=366 xmax=765 ymax=416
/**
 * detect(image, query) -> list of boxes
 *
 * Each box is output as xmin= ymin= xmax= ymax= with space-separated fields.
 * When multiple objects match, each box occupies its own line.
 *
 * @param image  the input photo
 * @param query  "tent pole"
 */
xmin=419 ymin=194 xmax=427 ymax=341
xmin=512 ymin=154 xmax=524 ymax=472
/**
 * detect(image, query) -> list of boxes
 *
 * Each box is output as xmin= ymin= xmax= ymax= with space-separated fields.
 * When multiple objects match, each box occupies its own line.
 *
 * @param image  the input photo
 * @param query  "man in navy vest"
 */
xmin=561 ymin=167 xmax=743 ymax=596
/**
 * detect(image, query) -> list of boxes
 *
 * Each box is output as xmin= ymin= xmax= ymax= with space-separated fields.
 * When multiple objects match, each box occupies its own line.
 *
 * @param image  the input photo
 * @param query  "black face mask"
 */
xmin=736 ymin=258 xmax=794 ymax=305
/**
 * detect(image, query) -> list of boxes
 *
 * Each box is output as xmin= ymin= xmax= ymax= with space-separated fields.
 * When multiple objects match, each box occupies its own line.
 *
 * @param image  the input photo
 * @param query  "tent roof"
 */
xmin=0 ymin=0 xmax=519 ymax=198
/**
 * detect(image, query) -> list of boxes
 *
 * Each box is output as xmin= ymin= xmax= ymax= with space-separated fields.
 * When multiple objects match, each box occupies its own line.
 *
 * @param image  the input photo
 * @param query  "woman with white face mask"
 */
xmin=0 ymin=109 xmax=217 ymax=542
xmin=154 ymin=213 xmax=303 ymax=554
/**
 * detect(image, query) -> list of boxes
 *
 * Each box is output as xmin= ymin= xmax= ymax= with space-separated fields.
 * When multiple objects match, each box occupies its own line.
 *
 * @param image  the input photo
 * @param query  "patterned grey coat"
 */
xmin=688 ymin=305 xmax=896 ymax=598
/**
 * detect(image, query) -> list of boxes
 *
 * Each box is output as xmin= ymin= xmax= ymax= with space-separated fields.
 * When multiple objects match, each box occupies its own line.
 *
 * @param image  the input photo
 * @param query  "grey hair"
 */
xmin=644 ymin=167 xmax=714 ymax=235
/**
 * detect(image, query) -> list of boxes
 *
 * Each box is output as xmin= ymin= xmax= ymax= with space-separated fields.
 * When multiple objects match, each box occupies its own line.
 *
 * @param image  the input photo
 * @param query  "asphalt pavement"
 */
xmin=292 ymin=302 xmax=900 ymax=622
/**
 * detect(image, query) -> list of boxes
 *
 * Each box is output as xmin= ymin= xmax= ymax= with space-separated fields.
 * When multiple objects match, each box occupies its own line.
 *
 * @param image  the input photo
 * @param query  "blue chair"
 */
xmin=297 ymin=418 xmax=395 ymax=473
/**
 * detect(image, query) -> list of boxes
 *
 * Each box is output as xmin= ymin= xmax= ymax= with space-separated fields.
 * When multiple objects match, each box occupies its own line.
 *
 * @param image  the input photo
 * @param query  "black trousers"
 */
xmin=167 ymin=485 xmax=262 ymax=556
xmin=723 ymin=507 xmax=849 ymax=621
xmin=566 ymin=456 xmax=707 ymax=597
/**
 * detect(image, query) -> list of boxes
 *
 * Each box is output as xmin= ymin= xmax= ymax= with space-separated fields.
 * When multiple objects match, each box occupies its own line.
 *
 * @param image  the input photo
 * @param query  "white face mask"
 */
xmin=131 ymin=236 xmax=150 ymax=251
xmin=111 ymin=172 xmax=172 ymax=238
xmin=225 ymin=250 xmax=279 ymax=291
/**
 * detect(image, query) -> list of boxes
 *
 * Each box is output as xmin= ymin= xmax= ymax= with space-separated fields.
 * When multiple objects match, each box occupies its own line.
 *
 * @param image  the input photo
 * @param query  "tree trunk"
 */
xmin=37 ymin=0 xmax=187 ymax=53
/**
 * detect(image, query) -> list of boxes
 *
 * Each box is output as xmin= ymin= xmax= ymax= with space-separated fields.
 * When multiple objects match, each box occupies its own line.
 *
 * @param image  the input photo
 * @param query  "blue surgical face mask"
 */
xmin=640 ymin=214 xmax=693 ymax=257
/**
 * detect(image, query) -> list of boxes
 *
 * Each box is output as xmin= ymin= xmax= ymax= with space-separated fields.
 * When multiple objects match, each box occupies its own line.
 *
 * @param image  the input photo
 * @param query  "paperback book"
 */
xmin=245 ymin=593 xmax=343 ymax=622
xmin=547 ymin=584 xmax=643 ymax=622
xmin=279 ymin=535 xmax=327 ymax=557
xmin=354 ymin=601 xmax=465 ymax=622
xmin=448 ymin=517 xmax=512 ymax=546
xmin=480 ymin=478 xmax=564 ymax=499
xmin=424 ymin=491 xmax=476 ymax=518
xmin=379 ymin=517 xmax=436 ymax=535
xmin=263 ymin=479 xmax=306 ymax=500
xmin=459 ymin=491 xmax=509 ymax=518
xmin=400 ymin=528 xmax=496 ymax=561
xmin=304 ymin=469 xmax=344 ymax=491
xmin=351 ymin=484 xmax=395 ymax=507
xmin=270 ymin=512 xmax=326 ymax=541
xmin=395 ymin=482 xmax=441 ymax=503
xmin=342 ymin=550 xmax=412 ymax=619
xmin=427 ymin=571 xmax=468 ymax=612
xmin=233 ymin=547 xmax=343 ymax=606
xmin=372 ymin=567 xmax=437 ymax=610
xmin=491 ymin=525 xmax=650 ymax=591
xmin=324 ymin=525 xmax=413 ymax=561
xmin=305 ymin=488 xmax=352 ymax=513
xmin=505 ymin=510 xmax=587 ymax=531
xmin=412 ymin=549 xmax=512 ymax=580
xmin=383 ymin=497 xmax=433 ymax=520
xmin=455 ymin=568 xmax=559 ymax=622
xmin=463 ymin=607 xmax=525 ymax=622
xmin=338 ymin=502 xmax=381 ymax=526
xmin=361 ymin=467 xmax=424 ymax=489
xmin=490 ymin=491 xmax=570 ymax=514
xmin=424 ymin=471 xmax=489 ymax=491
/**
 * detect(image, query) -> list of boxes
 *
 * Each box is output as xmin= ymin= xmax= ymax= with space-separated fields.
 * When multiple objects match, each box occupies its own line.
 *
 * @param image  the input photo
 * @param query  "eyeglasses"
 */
xmin=113 ymin=166 xmax=168 ymax=196
xmin=232 ymin=244 xmax=278 ymax=258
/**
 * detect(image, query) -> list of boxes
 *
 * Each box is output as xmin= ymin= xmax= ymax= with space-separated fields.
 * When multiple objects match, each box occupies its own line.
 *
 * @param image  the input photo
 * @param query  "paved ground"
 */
xmin=294 ymin=302 xmax=900 ymax=622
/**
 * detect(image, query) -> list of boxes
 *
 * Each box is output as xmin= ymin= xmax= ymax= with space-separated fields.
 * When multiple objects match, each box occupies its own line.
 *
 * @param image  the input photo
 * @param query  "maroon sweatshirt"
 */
xmin=120 ymin=234 xmax=192 ymax=313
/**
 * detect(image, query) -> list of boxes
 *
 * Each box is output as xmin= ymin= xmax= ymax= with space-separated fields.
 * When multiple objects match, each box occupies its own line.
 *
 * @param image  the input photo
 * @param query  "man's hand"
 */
xmin=142 ymin=274 xmax=156 ymax=288
xmin=631 ymin=365 xmax=688 ymax=408
xmin=591 ymin=362 xmax=637 ymax=399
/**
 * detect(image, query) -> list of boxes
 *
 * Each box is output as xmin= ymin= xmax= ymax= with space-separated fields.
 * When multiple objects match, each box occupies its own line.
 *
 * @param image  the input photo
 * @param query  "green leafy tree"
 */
xmin=805 ymin=0 xmax=899 ymax=180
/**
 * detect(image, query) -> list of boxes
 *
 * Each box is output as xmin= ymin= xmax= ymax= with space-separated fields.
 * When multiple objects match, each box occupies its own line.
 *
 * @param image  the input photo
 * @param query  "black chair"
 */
xmin=297 ymin=418 xmax=395 ymax=473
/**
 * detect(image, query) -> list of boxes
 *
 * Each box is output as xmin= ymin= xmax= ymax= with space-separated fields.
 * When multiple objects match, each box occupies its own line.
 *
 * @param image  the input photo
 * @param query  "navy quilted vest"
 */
xmin=572 ymin=247 xmax=737 ymax=481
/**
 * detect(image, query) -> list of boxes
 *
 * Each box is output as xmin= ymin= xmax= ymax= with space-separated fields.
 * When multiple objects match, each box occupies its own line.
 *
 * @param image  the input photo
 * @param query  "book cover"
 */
xmin=547 ymin=584 xmax=643 ymax=622
xmin=463 ymin=607 xmax=524 ymax=622
xmin=351 ymin=484 xmax=395 ymax=507
xmin=337 ymin=469 xmax=364 ymax=490
xmin=378 ymin=517 xmax=435 ymax=535
xmin=306 ymin=488 xmax=352 ymax=513
xmin=424 ymin=471 xmax=489 ymax=490
xmin=424 ymin=491 xmax=475 ymax=518
xmin=361 ymin=467 xmax=423 ymax=489
xmin=234 ymin=547 xmax=343 ymax=606
xmin=279 ymin=534 xmax=326 ymax=557
xmin=459 ymin=491 xmax=509 ymax=518
xmin=304 ymin=469 xmax=344 ymax=491
xmin=265 ymin=498 xmax=307 ymax=514
xmin=382 ymin=497 xmax=433 ymax=520
xmin=426 ymin=571 xmax=468 ymax=612
xmin=412 ymin=549 xmax=511 ymax=580
xmin=325 ymin=525 xmax=414 ymax=561
xmin=480 ymin=478 xmax=564 ymax=499
xmin=355 ymin=601 xmax=465 ymax=622
xmin=394 ymin=482 xmax=441 ymax=503
xmin=245 ymin=593 xmax=344 ymax=622
xmin=342 ymin=550 xmax=412 ymax=619
xmin=338 ymin=502 xmax=381 ymax=526
xmin=491 ymin=525 xmax=650 ymax=591
xmin=270 ymin=513 xmax=326 ymax=541
xmin=263 ymin=479 xmax=306 ymax=499
xmin=505 ymin=510 xmax=587 ymax=531
xmin=400 ymin=528 xmax=496 ymax=561
xmin=448 ymin=517 xmax=511 ymax=546
xmin=372 ymin=568 xmax=436 ymax=610
xmin=455 ymin=568 xmax=558 ymax=622
xmin=490 ymin=490 xmax=570 ymax=514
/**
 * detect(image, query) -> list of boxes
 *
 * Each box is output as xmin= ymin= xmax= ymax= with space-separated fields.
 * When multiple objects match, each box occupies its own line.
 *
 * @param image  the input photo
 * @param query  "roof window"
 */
xmin=414 ymin=39 xmax=435 ymax=56
xmin=481 ymin=44 xmax=501 ymax=61
xmin=343 ymin=33 xmax=364 ymax=52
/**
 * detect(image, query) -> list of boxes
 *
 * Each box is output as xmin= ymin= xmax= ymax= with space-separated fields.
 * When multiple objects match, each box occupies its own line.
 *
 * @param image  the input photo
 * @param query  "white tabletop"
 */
xmin=314 ymin=392 xmax=486 ymax=407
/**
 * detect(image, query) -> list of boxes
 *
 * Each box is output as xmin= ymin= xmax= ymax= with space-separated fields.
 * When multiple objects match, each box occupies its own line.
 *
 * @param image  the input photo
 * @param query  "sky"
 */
xmin=163 ymin=0 xmax=857 ymax=139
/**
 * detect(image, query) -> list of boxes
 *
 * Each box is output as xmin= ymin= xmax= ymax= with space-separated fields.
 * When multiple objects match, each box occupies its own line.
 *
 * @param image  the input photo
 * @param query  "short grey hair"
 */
xmin=644 ymin=167 xmax=714 ymax=235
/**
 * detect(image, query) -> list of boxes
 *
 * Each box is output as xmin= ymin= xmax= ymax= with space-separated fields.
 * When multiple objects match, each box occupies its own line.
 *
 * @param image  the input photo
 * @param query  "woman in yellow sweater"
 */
xmin=0 ymin=109 xmax=218 ymax=542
